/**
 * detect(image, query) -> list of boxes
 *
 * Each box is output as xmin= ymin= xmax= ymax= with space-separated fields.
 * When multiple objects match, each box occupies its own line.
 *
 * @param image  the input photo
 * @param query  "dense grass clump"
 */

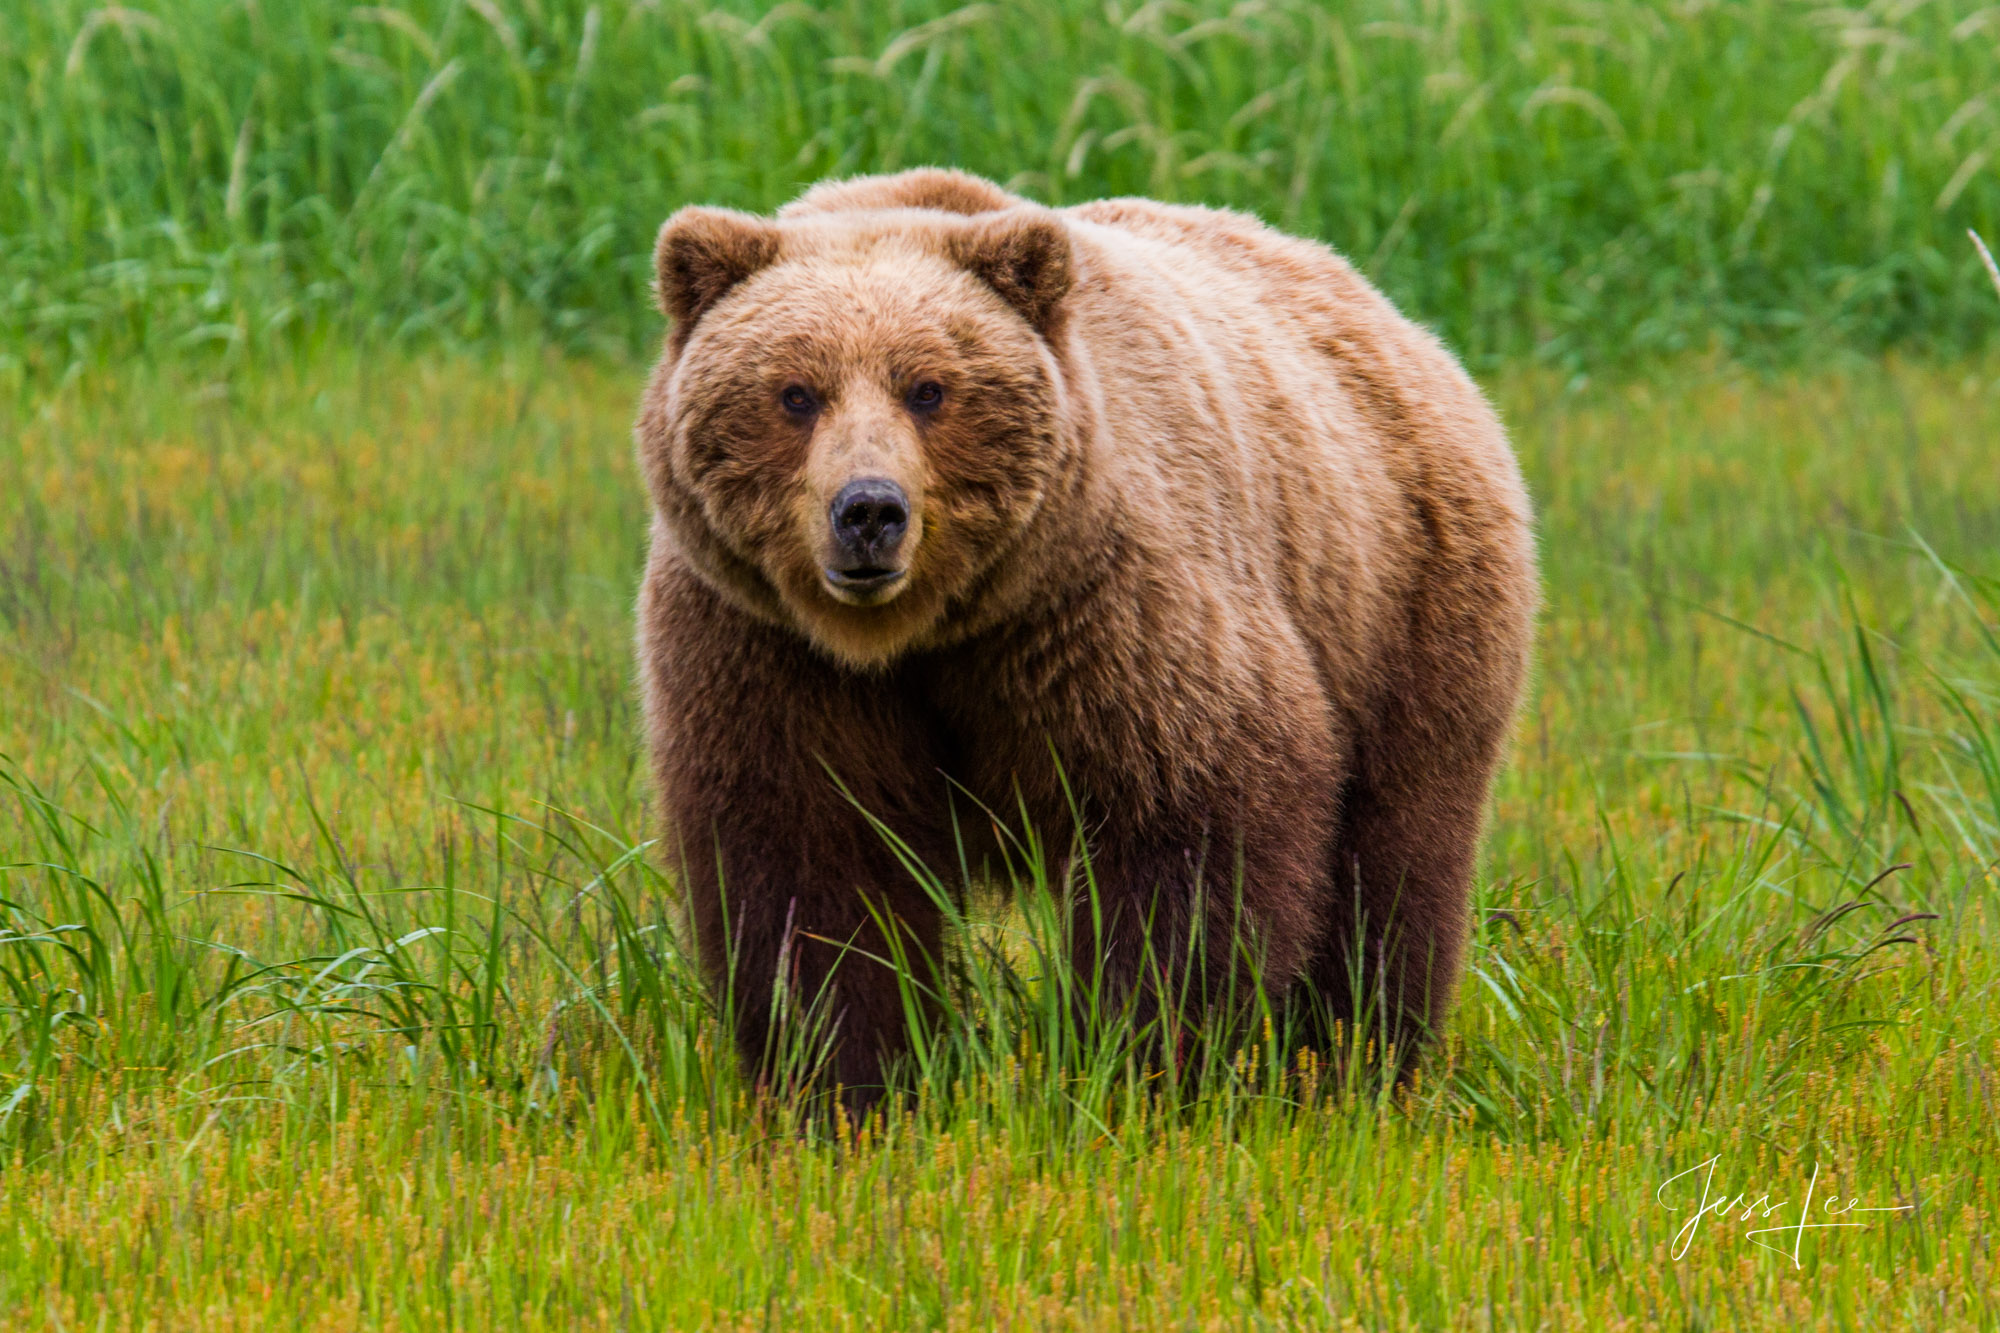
xmin=2 ymin=353 xmax=1996 ymax=1326
xmin=6 ymin=0 xmax=2000 ymax=372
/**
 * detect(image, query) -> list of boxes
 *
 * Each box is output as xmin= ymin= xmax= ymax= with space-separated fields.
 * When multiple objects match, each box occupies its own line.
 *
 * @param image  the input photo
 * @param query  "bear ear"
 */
xmin=653 ymin=206 xmax=782 ymax=332
xmin=949 ymin=210 xmax=1074 ymax=337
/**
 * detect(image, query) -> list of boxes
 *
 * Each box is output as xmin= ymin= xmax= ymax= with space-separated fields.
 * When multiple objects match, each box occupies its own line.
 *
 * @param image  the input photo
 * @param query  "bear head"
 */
xmin=636 ymin=195 xmax=1079 ymax=670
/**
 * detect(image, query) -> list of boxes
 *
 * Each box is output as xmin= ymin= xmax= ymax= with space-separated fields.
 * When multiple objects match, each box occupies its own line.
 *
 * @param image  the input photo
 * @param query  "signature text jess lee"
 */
xmin=1655 ymin=1157 xmax=1912 ymax=1266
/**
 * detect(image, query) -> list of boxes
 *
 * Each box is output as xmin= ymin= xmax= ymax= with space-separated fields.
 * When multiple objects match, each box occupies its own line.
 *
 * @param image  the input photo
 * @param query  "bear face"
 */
xmin=637 ymin=207 xmax=1079 ymax=669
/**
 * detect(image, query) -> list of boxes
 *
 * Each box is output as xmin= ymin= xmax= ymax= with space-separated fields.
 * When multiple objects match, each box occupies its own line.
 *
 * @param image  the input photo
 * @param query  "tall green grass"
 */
xmin=7 ymin=0 xmax=2000 ymax=374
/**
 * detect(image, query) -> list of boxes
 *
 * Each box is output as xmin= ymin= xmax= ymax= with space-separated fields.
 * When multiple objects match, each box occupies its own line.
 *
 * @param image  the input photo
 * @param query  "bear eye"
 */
xmin=780 ymin=385 xmax=819 ymax=416
xmin=907 ymin=381 xmax=945 ymax=413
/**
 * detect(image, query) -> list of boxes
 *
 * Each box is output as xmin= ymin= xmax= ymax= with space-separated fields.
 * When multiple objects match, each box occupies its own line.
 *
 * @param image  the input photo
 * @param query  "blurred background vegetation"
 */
xmin=7 ymin=0 xmax=2000 ymax=374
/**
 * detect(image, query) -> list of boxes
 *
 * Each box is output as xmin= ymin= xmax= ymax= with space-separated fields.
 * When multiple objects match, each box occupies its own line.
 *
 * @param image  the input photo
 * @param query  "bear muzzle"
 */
xmin=824 ymin=477 xmax=912 ymax=604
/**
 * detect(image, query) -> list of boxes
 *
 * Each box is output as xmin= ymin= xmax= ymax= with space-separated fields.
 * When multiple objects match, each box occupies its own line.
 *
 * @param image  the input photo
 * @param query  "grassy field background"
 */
xmin=8 ymin=0 xmax=2000 ymax=371
xmin=4 ymin=0 xmax=2000 ymax=1329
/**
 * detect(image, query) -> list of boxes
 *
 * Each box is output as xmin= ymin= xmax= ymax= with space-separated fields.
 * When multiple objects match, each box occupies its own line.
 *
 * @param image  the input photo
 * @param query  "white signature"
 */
xmin=1656 ymin=1156 xmax=1913 ymax=1267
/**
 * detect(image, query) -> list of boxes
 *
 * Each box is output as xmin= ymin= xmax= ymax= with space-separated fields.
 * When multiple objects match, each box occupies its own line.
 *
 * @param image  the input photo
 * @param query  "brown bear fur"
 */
xmin=634 ymin=167 xmax=1537 ymax=1106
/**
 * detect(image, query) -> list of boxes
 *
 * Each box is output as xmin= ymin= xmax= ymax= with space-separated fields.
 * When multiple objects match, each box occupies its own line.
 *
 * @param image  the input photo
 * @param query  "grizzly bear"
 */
xmin=634 ymin=168 xmax=1537 ymax=1106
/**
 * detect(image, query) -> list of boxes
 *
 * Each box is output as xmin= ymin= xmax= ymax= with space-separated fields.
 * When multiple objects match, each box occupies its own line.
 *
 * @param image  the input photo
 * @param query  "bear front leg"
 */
xmin=962 ymin=618 xmax=1344 ymax=1080
xmin=1062 ymin=772 xmax=1336 ymax=1078
xmin=639 ymin=560 xmax=950 ymax=1112
xmin=1063 ymin=834 xmax=1251 ymax=1069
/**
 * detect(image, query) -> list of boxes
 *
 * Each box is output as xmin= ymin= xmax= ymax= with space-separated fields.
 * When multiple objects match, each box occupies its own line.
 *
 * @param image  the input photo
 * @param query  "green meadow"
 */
xmin=4 ymin=1 xmax=2000 ymax=1328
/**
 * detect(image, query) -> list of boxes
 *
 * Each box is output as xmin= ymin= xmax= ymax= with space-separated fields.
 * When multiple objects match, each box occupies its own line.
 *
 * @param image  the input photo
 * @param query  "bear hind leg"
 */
xmin=1291 ymin=753 xmax=1494 ymax=1083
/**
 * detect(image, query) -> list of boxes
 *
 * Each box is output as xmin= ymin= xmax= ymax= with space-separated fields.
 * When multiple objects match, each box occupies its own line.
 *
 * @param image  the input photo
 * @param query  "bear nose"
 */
xmin=830 ymin=479 xmax=909 ymax=560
